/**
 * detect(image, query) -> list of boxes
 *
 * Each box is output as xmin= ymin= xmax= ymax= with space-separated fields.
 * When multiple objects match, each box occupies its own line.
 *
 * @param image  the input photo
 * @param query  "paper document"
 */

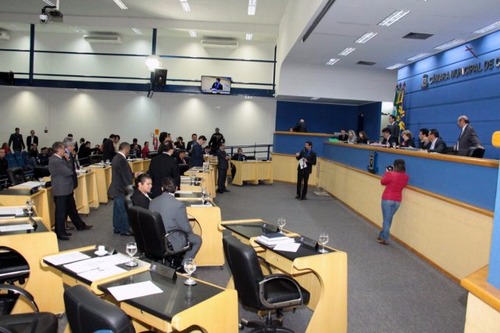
xmin=273 ymin=242 xmax=301 ymax=252
xmin=11 ymin=181 xmax=42 ymax=189
xmin=0 ymin=223 xmax=34 ymax=232
xmin=44 ymin=252 xmax=91 ymax=266
xmin=299 ymin=158 xmax=307 ymax=169
xmin=78 ymin=265 xmax=127 ymax=282
xmin=64 ymin=253 xmax=130 ymax=274
xmin=256 ymin=235 xmax=295 ymax=247
xmin=175 ymin=191 xmax=193 ymax=194
xmin=108 ymin=281 xmax=163 ymax=301
xmin=0 ymin=207 xmax=25 ymax=217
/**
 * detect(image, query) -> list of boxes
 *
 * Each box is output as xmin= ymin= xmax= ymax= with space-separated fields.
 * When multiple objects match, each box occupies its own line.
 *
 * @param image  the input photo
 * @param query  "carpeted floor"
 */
xmin=59 ymin=182 xmax=467 ymax=333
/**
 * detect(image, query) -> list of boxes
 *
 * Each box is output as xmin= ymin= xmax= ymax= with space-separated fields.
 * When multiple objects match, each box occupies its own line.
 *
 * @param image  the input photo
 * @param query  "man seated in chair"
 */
xmin=149 ymin=177 xmax=202 ymax=266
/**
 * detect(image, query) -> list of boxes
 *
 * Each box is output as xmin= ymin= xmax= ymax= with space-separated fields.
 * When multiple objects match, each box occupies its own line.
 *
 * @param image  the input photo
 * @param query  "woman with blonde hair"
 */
xmin=347 ymin=130 xmax=357 ymax=144
xmin=400 ymin=130 xmax=415 ymax=147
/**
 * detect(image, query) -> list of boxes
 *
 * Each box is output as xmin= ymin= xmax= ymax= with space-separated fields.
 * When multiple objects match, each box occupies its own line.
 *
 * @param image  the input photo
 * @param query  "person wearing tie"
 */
xmin=26 ymin=130 xmax=39 ymax=150
xmin=211 ymin=77 xmax=223 ymax=93
xmin=455 ymin=115 xmax=482 ymax=156
xmin=295 ymin=141 xmax=317 ymax=200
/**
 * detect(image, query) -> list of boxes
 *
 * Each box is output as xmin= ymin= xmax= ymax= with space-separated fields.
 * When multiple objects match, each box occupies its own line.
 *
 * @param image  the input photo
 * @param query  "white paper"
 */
xmin=10 ymin=181 xmax=42 ymax=189
xmin=0 ymin=223 xmax=34 ymax=232
xmin=175 ymin=190 xmax=193 ymax=194
xmin=299 ymin=158 xmax=307 ymax=169
xmin=44 ymin=252 xmax=91 ymax=266
xmin=273 ymin=242 xmax=301 ymax=252
xmin=189 ymin=204 xmax=212 ymax=208
xmin=78 ymin=265 xmax=127 ymax=282
xmin=0 ymin=207 xmax=25 ymax=217
xmin=108 ymin=281 xmax=163 ymax=301
xmin=64 ymin=253 xmax=130 ymax=274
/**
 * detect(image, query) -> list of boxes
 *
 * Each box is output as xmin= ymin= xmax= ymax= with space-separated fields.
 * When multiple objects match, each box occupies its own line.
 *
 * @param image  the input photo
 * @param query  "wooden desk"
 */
xmin=231 ymin=160 xmax=273 ymax=186
xmin=85 ymin=165 xmax=112 ymax=204
xmin=185 ymin=167 xmax=216 ymax=198
xmin=0 ymin=218 xmax=65 ymax=314
xmin=128 ymin=158 xmax=151 ymax=174
xmin=99 ymin=270 xmax=238 ymax=333
xmin=221 ymin=220 xmax=348 ymax=333
xmin=75 ymin=171 xmax=100 ymax=214
xmin=185 ymin=202 xmax=225 ymax=267
xmin=0 ymin=187 xmax=53 ymax=230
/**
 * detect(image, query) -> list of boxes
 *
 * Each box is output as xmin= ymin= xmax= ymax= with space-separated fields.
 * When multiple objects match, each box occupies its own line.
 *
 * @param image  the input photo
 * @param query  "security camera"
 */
xmin=39 ymin=13 xmax=49 ymax=23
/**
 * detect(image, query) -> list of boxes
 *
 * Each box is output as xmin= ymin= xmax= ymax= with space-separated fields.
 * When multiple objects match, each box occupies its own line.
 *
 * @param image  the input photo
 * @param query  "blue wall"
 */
xmin=275 ymin=101 xmax=381 ymax=138
xmin=398 ymin=30 xmax=500 ymax=159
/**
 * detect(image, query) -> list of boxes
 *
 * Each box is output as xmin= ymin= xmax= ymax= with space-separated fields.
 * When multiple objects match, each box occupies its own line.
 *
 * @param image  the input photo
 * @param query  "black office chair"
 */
xmin=0 ymin=285 xmax=58 ymax=333
xmin=124 ymin=185 xmax=134 ymax=210
xmin=468 ymin=146 xmax=485 ymax=158
xmin=127 ymin=206 xmax=146 ymax=257
xmin=6 ymin=168 xmax=26 ymax=186
xmin=222 ymin=235 xmax=310 ymax=332
xmin=32 ymin=166 xmax=50 ymax=180
xmin=135 ymin=207 xmax=191 ymax=269
xmin=64 ymin=285 xmax=135 ymax=333
xmin=89 ymin=154 xmax=103 ymax=164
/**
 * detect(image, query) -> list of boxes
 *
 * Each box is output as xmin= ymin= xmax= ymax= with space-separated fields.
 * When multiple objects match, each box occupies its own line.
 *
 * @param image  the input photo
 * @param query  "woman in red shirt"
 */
xmin=378 ymin=159 xmax=409 ymax=245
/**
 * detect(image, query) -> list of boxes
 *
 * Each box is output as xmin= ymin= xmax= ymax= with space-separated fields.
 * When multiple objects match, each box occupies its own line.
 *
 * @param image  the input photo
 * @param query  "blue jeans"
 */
xmin=379 ymin=200 xmax=401 ymax=241
xmin=112 ymin=196 xmax=130 ymax=234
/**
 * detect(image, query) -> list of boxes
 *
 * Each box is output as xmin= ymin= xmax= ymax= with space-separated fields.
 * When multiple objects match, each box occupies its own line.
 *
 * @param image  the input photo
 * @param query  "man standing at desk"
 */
xmin=8 ymin=127 xmax=25 ymax=153
xmin=217 ymin=143 xmax=230 ymax=193
xmin=150 ymin=177 xmax=202 ymax=267
xmin=190 ymin=135 xmax=207 ymax=167
xmin=295 ymin=141 xmax=316 ymax=200
xmin=148 ymin=140 xmax=180 ymax=198
xmin=455 ymin=115 xmax=481 ymax=156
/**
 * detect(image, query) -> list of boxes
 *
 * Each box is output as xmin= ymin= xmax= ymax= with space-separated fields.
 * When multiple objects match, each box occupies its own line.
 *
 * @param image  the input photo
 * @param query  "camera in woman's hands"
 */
xmin=385 ymin=165 xmax=394 ymax=172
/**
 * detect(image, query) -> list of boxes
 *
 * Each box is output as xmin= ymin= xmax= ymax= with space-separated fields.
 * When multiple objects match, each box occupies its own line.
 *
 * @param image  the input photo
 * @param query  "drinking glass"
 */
xmin=201 ymin=187 xmax=207 ymax=204
xmin=190 ymin=174 xmax=195 ymax=185
xmin=183 ymin=258 xmax=197 ymax=286
xmin=318 ymin=233 xmax=329 ymax=253
xmin=125 ymin=242 xmax=138 ymax=267
xmin=26 ymin=199 xmax=34 ymax=216
xmin=38 ymin=177 xmax=44 ymax=186
xmin=277 ymin=217 xmax=287 ymax=234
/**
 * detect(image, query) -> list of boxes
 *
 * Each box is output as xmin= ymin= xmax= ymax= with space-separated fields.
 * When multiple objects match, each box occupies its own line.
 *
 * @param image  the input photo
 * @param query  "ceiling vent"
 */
xmin=357 ymin=61 xmax=376 ymax=66
xmin=0 ymin=29 xmax=10 ymax=41
xmin=201 ymin=39 xmax=238 ymax=49
xmin=83 ymin=33 xmax=122 ymax=44
xmin=403 ymin=32 xmax=433 ymax=40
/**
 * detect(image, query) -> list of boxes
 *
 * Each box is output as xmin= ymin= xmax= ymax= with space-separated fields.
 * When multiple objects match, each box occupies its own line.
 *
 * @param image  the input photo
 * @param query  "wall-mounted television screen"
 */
xmin=201 ymin=76 xmax=231 ymax=95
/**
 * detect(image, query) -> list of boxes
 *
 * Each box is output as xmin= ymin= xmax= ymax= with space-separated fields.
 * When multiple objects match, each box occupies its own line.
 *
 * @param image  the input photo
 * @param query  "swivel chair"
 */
xmin=64 ymin=285 xmax=134 ymax=333
xmin=126 ymin=206 xmax=146 ymax=257
xmin=222 ymin=235 xmax=310 ymax=333
xmin=6 ymin=168 xmax=26 ymax=186
xmin=135 ymin=207 xmax=191 ymax=269
xmin=0 ymin=285 xmax=58 ymax=333
xmin=468 ymin=146 xmax=485 ymax=158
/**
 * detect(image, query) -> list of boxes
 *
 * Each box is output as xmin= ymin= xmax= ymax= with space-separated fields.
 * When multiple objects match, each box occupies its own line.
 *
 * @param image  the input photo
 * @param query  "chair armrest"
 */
xmin=0 ymin=285 xmax=39 ymax=312
xmin=164 ymin=229 xmax=191 ymax=256
xmin=257 ymin=256 xmax=273 ymax=275
xmin=258 ymin=274 xmax=304 ymax=309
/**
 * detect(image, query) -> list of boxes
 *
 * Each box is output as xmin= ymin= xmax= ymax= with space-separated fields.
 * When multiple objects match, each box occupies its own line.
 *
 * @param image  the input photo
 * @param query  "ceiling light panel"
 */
xmin=407 ymin=53 xmax=429 ymax=61
xmin=474 ymin=20 xmax=500 ymax=34
xmin=180 ymin=0 xmax=191 ymax=12
xmin=131 ymin=28 xmax=143 ymax=35
xmin=248 ymin=0 xmax=257 ymax=16
xmin=435 ymin=39 xmax=465 ymax=50
xmin=246 ymin=33 xmax=253 ymax=40
xmin=42 ymin=0 xmax=55 ymax=6
xmin=378 ymin=10 xmax=410 ymax=27
xmin=189 ymin=30 xmax=197 ymax=37
xmin=338 ymin=47 xmax=356 ymax=56
xmin=325 ymin=58 xmax=340 ymax=66
xmin=113 ymin=0 xmax=128 ymax=10
xmin=386 ymin=63 xmax=405 ymax=70
xmin=355 ymin=32 xmax=377 ymax=44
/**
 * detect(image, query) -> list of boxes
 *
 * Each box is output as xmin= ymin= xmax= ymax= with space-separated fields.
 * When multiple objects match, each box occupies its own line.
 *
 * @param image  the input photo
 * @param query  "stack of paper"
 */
xmin=256 ymin=233 xmax=295 ymax=247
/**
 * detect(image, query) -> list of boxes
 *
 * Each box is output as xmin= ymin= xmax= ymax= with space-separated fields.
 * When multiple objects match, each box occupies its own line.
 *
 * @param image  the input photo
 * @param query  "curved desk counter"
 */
xmin=273 ymin=133 xmax=496 ymax=281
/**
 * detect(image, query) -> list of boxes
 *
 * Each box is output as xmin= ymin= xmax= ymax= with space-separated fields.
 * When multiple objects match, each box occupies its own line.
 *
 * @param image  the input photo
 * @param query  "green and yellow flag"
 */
xmin=392 ymin=82 xmax=406 ymax=131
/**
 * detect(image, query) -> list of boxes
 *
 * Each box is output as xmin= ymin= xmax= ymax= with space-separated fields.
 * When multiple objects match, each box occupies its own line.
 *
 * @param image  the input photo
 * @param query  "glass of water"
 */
xmin=277 ymin=217 xmax=287 ymax=234
xmin=318 ymin=233 xmax=329 ymax=253
xmin=183 ymin=258 xmax=197 ymax=286
xmin=26 ymin=199 xmax=34 ymax=216
xmin=125 ymin=242 xmax=138 ymax=267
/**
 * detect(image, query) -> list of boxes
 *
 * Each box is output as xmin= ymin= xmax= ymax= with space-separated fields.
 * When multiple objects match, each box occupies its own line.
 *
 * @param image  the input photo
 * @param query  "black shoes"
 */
xmin=377 ymin=238 xmax=389 ymax=245
xmin=217 ymin=190 xmax=224 ymax=194
xmin=65 ymin=224 xmax=75 ymax=231
xmin=295 ymin=195 xmax=301 ymax=199
xmin=77 ymin=224 xmax=93 ymax=231
xmin=300 ymin=196 xmax=307 ymax=200
xmin=296 ymin=195 xmax=307 ymax=200
xmin=223 ymin=189 xmax=230 ymax=192
xmin=57 ymin=235 xmax=70 ymax=241
xmin=120 ymin=231 xmax=134 ymax=236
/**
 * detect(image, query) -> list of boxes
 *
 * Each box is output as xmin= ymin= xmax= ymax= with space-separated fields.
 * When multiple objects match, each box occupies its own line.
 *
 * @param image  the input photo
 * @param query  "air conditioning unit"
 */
xmin=201 ymin=39 xmax=238 ymax=49
xmin=83 ymin=33 xmax=122 ymax=44
xmin=0 ymin=30 xmax=10 ymax=41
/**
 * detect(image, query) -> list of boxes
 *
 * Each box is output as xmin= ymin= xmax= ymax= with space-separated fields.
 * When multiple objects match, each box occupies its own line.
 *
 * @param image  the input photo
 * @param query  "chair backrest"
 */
xmin=89 ymin=154 xmax=102 ymax=164
xmin=64 ymin=285 xmax=135 ymax=333
xmin=223 ymin=235 xmax=264 ymax=309
xmin=6 ymin=168 xmax=26 ymax=185
xmin=468 ymin=146 xmax=485 ymax=158
xmin=33 ymin=166 xmax=51 ymax=180
xmin=126 ymin=206 xmax=146 ymax=256
xmin=137 ymin=208 xmax=168 ymax=260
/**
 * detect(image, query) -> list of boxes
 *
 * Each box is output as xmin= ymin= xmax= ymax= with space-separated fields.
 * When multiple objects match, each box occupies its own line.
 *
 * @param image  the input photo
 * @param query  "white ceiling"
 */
xmin=0 ymin=0 xmax=499 ymax=81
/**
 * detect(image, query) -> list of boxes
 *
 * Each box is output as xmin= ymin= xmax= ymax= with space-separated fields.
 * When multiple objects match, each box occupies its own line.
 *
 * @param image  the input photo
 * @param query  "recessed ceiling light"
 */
xmin=246 ymin=33 xmax=253 ymax=41
xmin=338 ymin=47 xmax=356 ymax=56
xmin=386 ymin=63 xmax=405 ymax=70
xmin=474 ymin=20 xmax=500 ymax=34
xmin=179 ymin=0 xmax=191 ymax=12
xmin=43 ymin=0 xmax=55 ymax=6
xmin=407 ymin=53 xmax=429 ymax=61
xmin=435 ymin=39 xmax=465 ymax=50
xmin=310 ymin=97 xmax=320 ymax=100
xmin=355 ymin=32 xmax=378 ymax=44
xmin=325 ymin=58 xmax=340 ymax=66
xmin=189 ymin=30 xmax=197 ymax=37
xmin=378 ymin=10 xmax=410 ymax=27
xmin=113 ymin=0 xmax=128 ymax=10
xmin=131 ymin=28 xmax=143 ymax=35
xmin=71 ymin=26 xmax=86 ymax=33
xmin=248 ymin=0 xmax=257 ymax=16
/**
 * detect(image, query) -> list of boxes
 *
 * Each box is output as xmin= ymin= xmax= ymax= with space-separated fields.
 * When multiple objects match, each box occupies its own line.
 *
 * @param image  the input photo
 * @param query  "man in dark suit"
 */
xmin=208 ymin=128 xmax=225 ymax=155
xmin=428 ymin=129 xmax=447 ymax=153
xmin=63 ymin=137 xmax=92 ymax=232
xmin=149 ymin=177 xmax=202 ymax=265
xmin=216 ymin=143 xmax=230 ymax=193
xmin=337 ymin=129 xmax=348 ymax=142
xmin=387 ymin=115 xmax=400 ymax=144
xmin=418 ymin=128 xmax=431 ymax=150
xmin=186 ymin=133 xmax=197 ymax=155
xmin=8 ymin=127 xmax=25 ymax=153
xmin=455 ymin=115 xmax=482 ymax=156
xmin=131 ymin=174 xmax=152 ymax=209
xmin=0 ymin=148 xmax=8 ymax=176
xmin=48 ymin=141 xmax=92 ymax=241
xmin=189 ymin=135 xmax=207 ymax=167
xmin=108 ymin=142 xmax=139 ymax=236
xmin=102 ymin=134 xmax=117 ymax=162
xmin=381 ymin=127 xmax=398 ymax=147
xmin=26 ymin=130 xmax=38 ymax=150
xmin=295 ymin=141 xmax=317 ymax=200
xmin=147 ymin=140 xmax=180 ymax=198
xmin=292 ymin=119 xmax=307 ymax=132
